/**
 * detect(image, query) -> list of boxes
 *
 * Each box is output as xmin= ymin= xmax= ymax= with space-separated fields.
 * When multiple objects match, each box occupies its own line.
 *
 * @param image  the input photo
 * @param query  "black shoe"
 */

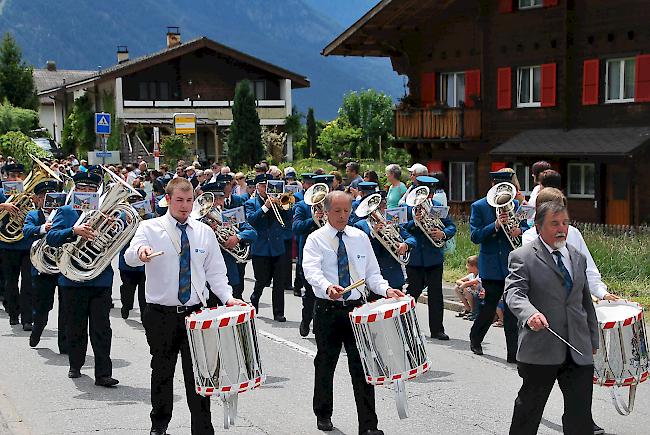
xmin=431 ymin=331 xmax=449 ymax=341
xmin=299 ymin=320 xmax=310 ymax=337
xmin=68 ymin=368 xmax=81 ymax=378
xmin=22 ymin=323 xmax=33 ymax=331
xmin=470 ymin=343 xmax=484 ymax=355
xmin=316 ymin=417 xmax=333 ymax=431
xmin=274 ymin=315 xmax=287 ymax=323
xmin=360 ymin=430 xmax=384 ymax=435
xmin=95 ymin=376 xmax=119 ymax=387
xmin=9 ymin=316 xmax=19 ymax=326
xmin=121 ymin=307 xmax=129 ymax=319
xmin=150 ymin=427 xmax=168 ymax=435
xmin=593 ymin=422 xmax=605 ymax=435
xmin=29 ymin=329 xmax=43 ymax=347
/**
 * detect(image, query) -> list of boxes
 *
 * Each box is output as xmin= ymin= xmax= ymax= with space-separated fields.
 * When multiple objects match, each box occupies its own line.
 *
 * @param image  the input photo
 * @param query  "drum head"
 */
xmin=594 ymin=300 xmax=642 ymax=326
xmin=187 ymin=305 xmax=255 ymax=330
xmin=351 ymin=297 xmax=414 ymax=324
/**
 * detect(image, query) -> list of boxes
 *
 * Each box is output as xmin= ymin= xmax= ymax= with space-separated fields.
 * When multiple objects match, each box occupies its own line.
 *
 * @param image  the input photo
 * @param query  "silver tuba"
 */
xmin=191 ymin=192 xmax=250 ymax=263
xmin=57 ymin=168 xmax=142 ymax=282
xmin=486 ymin=182 xmax=522 ymax=250
xmin=304 ymin=183 xmax=329 ymax=228
xmin=405 ymin=186 xmax=446 ymax=248
xmin=355 ymin=192 xmax=410 ymax=265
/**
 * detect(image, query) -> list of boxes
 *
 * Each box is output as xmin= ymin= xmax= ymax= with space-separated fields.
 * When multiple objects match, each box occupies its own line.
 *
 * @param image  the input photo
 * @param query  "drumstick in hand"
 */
xmin=341 ymin=279 xmax=366 ymax=297
xmin=146 ymin=251 xmax=164 ymax=259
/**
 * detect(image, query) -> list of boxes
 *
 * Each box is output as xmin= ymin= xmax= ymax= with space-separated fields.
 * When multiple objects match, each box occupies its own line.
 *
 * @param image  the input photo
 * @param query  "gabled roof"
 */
xmin=33 ymin=68 xmax=97 ymax=93
xmin=39 ymin=36 xmax=309 ymax=95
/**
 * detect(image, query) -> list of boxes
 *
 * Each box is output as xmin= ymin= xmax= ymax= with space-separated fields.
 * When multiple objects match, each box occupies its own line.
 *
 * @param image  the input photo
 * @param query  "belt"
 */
xmin=317 ymin=298 xmax=364 ymax=309
xmin=148 ymin=303 xmax=202 ymax=314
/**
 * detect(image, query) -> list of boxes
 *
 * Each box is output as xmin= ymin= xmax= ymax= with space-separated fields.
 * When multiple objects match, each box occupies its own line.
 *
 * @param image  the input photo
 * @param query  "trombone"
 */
xmin=266 ymin=192 xmax=286 ymax=227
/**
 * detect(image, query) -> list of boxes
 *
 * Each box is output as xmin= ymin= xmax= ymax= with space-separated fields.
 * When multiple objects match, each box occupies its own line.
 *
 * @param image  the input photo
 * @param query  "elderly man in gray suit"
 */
xmin=505 ymin=200 xmax=599 ymax=435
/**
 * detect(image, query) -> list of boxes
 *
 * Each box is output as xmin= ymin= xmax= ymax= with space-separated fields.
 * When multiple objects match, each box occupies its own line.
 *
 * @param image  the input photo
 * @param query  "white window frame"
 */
xmin=513 ymin=163 xmax=533 ymax=195
xmin=519 ymin=0 xmax=543 ymax=9
xmin=439 ymin=72 xmax=465 ymax=108
xmin=448 ymin=161 xmax=475 ymax=202
xmin=605 ymin=58 xmax=636 ymax=103
xmin=567 ymin=163 xmax=596 ymax=199
xmin=517 ymin=66 xmax=542 ymax=108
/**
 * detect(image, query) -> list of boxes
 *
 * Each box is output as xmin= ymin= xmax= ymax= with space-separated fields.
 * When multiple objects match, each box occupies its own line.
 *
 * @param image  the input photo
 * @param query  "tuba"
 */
xmin=405 ymin=186 xmax=446 ymax=248
xmin=355 ymin=193 xmax=410 ymax=265
xmin=304 ymin=183 xmax=329 ymax=228
xmin=57 ymin=167 xmax=142 ymax=282
xmin=486 ymin=182 xmax=522 ymax=250
xmin=191 ymin=192 xmax=250 ymax=263
xmin=0 ymin=155 xmax=61 ymax=243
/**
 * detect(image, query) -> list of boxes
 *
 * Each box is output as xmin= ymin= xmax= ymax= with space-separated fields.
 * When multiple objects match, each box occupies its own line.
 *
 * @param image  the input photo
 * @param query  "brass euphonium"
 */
xmin=31 ymin=187 xmax=75 ymax=275
xmin=0 ymin=155 xmax=61 ymax=243
xmin=486 ymin=181 xmax=522 ymax=250
xmin=191 ymin=192 xmax=250 ymax=263
xmin=57 ymin=167 xmax=142 ymax=282
xmin=405 ymin=186 xmax=446 ymax=248
xmin=355 ymin=192 xmax=410 ymax=265
xmin=304 ymin=183 xmax=329 ymax=228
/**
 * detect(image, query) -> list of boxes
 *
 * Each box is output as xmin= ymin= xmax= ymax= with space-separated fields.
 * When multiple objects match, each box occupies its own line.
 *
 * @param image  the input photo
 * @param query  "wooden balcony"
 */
xmin=393 ymin=107 xmax=481 ymax=140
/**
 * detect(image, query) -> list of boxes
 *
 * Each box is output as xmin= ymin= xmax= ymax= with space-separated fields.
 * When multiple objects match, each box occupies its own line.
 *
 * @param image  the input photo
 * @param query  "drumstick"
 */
xmin=546 ymin=326 xmax=585 ymax=356
xmin=341 ymin=279 xmax=366 ymax=297
xmin=146 ymin=251 xmax=164 ymax=259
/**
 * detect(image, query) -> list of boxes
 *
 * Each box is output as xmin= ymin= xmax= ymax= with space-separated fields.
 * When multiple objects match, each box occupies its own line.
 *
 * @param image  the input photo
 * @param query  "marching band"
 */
xmin=0 ymin=155 xmax=642 ymax=435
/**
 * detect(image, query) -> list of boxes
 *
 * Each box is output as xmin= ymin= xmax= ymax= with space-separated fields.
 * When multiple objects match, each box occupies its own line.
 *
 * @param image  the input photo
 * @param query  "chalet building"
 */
xmin=323 ymin=0 xmax=650 ymax=225
xmin=35 ymin=27 xmax=309 ymax=163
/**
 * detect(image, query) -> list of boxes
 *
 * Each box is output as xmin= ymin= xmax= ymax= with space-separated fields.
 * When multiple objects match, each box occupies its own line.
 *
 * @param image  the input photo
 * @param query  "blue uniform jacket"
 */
xmin=354 ymin=218 xmax=416 ymax=289
xmin=0 ymin=190 xmax=33 ymax=251
xmin=348 ymin=198 xmax=362 ymax=225
xmin=470 ymin=197 xmax=530 ymax=280
xmin=23 ymin=209 xmax=49 ymax=276
xmin=292 ymin=200 xmax=318 ymax=265
xmin=405 ymin=201 xmax=457 ymax=268
xmin=244 ymin=196 xmax=290 ymax=257
xmin=221 ymin=221 xmax=257 ymax=286
xmin=293 ymin=190 xmax=304 ymax=203
xmin=154 ymin=194 xmax=167 ymax=217
xmin=46 ymin=205 xmax=114 ymax=288
xmin=224 ymin=194 xmax=246 ymax=209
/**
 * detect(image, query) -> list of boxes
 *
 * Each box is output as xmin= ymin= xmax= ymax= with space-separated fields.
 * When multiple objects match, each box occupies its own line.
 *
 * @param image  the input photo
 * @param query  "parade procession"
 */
xmin=0 ymin=1 xmax=650 ymax=434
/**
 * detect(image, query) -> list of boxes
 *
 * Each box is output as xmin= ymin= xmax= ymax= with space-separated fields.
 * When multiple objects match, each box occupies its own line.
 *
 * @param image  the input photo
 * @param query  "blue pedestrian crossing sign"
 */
xmin=95 ymin=112 xmax=111 ymax=135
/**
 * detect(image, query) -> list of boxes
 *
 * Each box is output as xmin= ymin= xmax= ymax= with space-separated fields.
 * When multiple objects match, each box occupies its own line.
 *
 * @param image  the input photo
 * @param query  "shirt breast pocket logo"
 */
xmin=194 ymin=248 xmax=206 ymax=254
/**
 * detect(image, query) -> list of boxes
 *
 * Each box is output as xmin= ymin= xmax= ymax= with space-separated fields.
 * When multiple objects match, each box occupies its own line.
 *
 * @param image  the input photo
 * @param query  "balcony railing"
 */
xmin=393 ymin=107 xmax=481 ymax=140
xmin=123 ymin=99 xmax=286 ymax=108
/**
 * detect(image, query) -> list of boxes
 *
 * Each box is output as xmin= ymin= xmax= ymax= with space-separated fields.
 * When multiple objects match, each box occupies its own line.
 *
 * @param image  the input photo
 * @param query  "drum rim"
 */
xmin=196 ymin=374 xmax=266 ymax=396
xmin=593 ymin=371 xmax=649 ymax=387
xmin=365 ymin=361 xmax=430 ymax=385
xmin=594 ymin=299 xmax=644 ymax=329
xmin=186 ymin=305 xmax=256 ymax=330
xmin=349 ymin=296 xmax=416 ymax=324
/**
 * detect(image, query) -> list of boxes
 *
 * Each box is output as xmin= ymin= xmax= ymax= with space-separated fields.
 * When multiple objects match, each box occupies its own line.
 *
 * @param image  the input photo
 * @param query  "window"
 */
xmin=439 ymin=72 xmax=465 ymax=107
xmin=513 ymin=163 xmax=534 ymax=195
xmin=237 ymin=80 xmax=267 ymax=100
xmin=567 ymin=163 xmax=595 ymax=198
xmin=519 ymin=0 xmax=543 ymax=9
xmin=517 ymin=66 xmax=541 ymax=107
xmin=448 ymin=162 xmax=476 ymax=201
xmin=606 ymin=58 xmax=636 ymax=103
xmin=137 ymin=81 xmax=169 ymax=100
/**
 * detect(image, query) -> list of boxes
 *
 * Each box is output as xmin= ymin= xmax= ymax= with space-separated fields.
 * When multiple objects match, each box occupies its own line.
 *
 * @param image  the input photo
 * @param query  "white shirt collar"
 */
xmin=538 ymin=235 xmax=569 ymax=259
xmin=324 ymin=222 xmax=348 ymax=239
xmin=164 ymin=210 xmax=197 ymax=229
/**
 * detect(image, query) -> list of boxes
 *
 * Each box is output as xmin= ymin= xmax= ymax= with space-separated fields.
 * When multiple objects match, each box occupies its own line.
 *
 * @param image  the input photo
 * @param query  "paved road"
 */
xmin=0 ymin=261 xmax=648 ymax=434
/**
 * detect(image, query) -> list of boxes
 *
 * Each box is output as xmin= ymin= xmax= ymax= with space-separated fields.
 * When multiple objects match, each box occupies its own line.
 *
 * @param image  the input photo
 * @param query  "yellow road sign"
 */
xmin=174 ymin=113 xmax=196 ymax=134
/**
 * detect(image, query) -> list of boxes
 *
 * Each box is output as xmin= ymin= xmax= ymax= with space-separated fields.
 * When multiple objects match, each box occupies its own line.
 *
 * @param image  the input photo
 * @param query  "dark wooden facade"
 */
xmin=324 ymin=0 xmax=650 ymax=225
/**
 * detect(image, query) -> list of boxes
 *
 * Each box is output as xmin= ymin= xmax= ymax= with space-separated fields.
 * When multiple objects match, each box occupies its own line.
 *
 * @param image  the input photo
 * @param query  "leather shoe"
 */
xmin=22 ymin=323 xmax=33 ymax=331
xmin=9 ymin=316 xmax=19 ymax=326
xmin=299 ymin=320 xmax=310 ymax=337
xmin=360 ymin=430 xmax=384 ymax=435
xmin=68 ymin=368 xmax=81 ymax=378
xmin=95 ymin=376 xmax=119 ymax=387
xmin=316 ymin=417 xmax=333 ymax=431
xmin=431 ymin=331 xmax=449 ymax=341
xmin=470 ymin=343 xmax=483 ymax=355
xmin=29 ymin=330 xmax=42 ymax=347
xmin=121 ymin=307 xmax=129 ymax=319
xmin=274 ymin=315 xmax=287 ymax=323
xmin=150 ymin=427 xmax=168 ymax=435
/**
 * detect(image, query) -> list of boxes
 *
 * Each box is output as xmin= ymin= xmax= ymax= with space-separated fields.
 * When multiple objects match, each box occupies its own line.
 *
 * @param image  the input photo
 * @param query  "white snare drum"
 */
xmin=186 ymin=305 xmax=265 ymax=429
xmin=349 ymin=296 xmax=429 ymax=419
xmin=593 ymin=299 xmax=648 ymax=415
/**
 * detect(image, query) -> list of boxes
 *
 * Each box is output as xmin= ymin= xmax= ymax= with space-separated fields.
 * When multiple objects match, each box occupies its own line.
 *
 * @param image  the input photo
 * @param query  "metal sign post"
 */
xmin=153 ymin=127 xmax=160 ymax=170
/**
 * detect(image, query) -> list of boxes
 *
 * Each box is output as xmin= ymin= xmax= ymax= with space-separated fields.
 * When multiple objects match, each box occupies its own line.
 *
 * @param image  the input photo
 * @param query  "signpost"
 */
xmin=173 ymin=113 xmax=198 ymax=160
xmin=95 ymin=112 xmax=111 ymax=166
xmin=153 ymin=127 xmax=160 ymax=171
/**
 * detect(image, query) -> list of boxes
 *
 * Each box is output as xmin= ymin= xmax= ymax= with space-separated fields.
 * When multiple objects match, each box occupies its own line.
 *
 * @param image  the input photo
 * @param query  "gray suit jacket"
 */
xmin=505 ymin=237 xmax=599 ymax=366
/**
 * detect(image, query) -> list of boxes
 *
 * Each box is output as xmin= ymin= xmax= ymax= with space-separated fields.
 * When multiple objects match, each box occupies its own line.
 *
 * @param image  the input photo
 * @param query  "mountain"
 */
xmin=0 ymin=0 xmax=402 ymax=119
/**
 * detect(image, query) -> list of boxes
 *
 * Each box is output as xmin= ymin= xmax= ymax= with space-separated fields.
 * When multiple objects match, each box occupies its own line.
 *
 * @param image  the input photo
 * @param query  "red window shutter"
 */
xmin=497 ymin=67 xmax=512 ymax=110
xmin=491 ymin=162 xmax=508 ymax=172
xmin=420 ymin=72 xmax=436 ymax=106
xmin=634 ymin=54 xmax=650 ymax=102
xmin=544 ymin=0 xmax=559 ymax=7
xmin=427 ymin=160 xmax=443 ymax=173
xmin=499 ymin=0 xmax=513 ymax=13
xmin=582 ymin=59 xmax=599 ymax=105
xmin=541 ymin=63 xmax=557 ymax=107
xmin=464 ymin=69 xmax=481 ymax=108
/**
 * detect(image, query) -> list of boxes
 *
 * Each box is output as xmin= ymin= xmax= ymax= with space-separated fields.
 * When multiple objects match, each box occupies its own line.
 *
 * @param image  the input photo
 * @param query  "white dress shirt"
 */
xmin=538 ymin=236 xmax=574 ymax=281
xmin=124 ymin=212 xmax=233 ymax=306
xmin=523 ymin=226 xmax=607 ymax=298
xmin=302 ymin=222 xmax=389 ymax=301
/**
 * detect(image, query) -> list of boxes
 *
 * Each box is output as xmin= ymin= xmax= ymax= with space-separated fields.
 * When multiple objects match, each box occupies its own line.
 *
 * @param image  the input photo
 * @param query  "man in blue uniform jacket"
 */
xmin=244 ymin=173 xmax=290 ymax=322
xmin=46 ymin=171 xmax=119 ymax=387
xmin=291 ymin=173 xmax=315 ymax=297
xmin=0 ymin=163 xmax=35 ymax=329
xmin=404 ymin=176 xmax=456 ymax=340
xmin=349 ymin=181 xmax=378 ymax=225
xmin=24 ymin=180 xmax=68 ymax=352
xmin=469 ymin=170 xmax=530 ymax=361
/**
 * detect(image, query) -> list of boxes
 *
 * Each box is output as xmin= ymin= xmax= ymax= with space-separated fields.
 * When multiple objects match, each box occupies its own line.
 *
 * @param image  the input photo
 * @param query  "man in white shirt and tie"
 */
xmin=302 ymin=191 xmax=404 ymax=435
xmin=125 ymin=177 xmax=244 ymax=435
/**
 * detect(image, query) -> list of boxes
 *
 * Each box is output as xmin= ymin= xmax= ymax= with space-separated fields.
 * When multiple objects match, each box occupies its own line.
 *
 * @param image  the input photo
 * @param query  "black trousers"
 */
xmin=144 ymin=305 xmax=212 ymax=434
xmin=281 ymin=239 xmax=293 ymax=289
xmin=1 ymin=248 xmax=33 ymax=324
xmin=294 ymin=261 xmax=304 ymax=293
xmin=61 ymin=286 xmax=112 ymax=377
xmin=406 ymin=264 xmax=445 ymax=335
xmin=469 ymin=279 xmax=518 ymax=359
xmin=32 ymin=273 xmax=67 ymax=352
xmin=313 ymin=300 xmax=378 ymax=432
xmin=119 ymin=270 xmax=146 ymax=318
xmin=251 ymin=255 xmax=285 ymax=316
xmin=510 ymin=354 xmax=594 ymax=435
xmin=232 ymin=261 xmax=247 ymax=300
xmin=298 ymin=264 xmax=315 ymax=325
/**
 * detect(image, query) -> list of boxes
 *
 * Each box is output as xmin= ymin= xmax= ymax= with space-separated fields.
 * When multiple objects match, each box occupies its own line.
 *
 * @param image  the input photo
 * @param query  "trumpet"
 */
xmin=405 ymin=186 xmax=446 ymax=248
xmin=279 ymin=191 xmax=295 ymax=211
xmin=304 ymin=183 xmax=329 ymax=228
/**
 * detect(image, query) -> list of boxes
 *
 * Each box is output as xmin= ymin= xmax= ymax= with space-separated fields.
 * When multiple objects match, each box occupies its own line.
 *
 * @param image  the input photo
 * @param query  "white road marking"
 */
xmin=258 ymin=330 xmax=317 ymax=359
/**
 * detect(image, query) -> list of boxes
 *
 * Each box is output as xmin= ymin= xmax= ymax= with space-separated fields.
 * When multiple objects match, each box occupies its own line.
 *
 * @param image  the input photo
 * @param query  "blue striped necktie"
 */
xmin=552 ymin=251 xmax=572 ymax=295
xmin=337 ymin=231 xmax=351 ymax=298
xmin=177 ymin=222 xmax=191 ymax=304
